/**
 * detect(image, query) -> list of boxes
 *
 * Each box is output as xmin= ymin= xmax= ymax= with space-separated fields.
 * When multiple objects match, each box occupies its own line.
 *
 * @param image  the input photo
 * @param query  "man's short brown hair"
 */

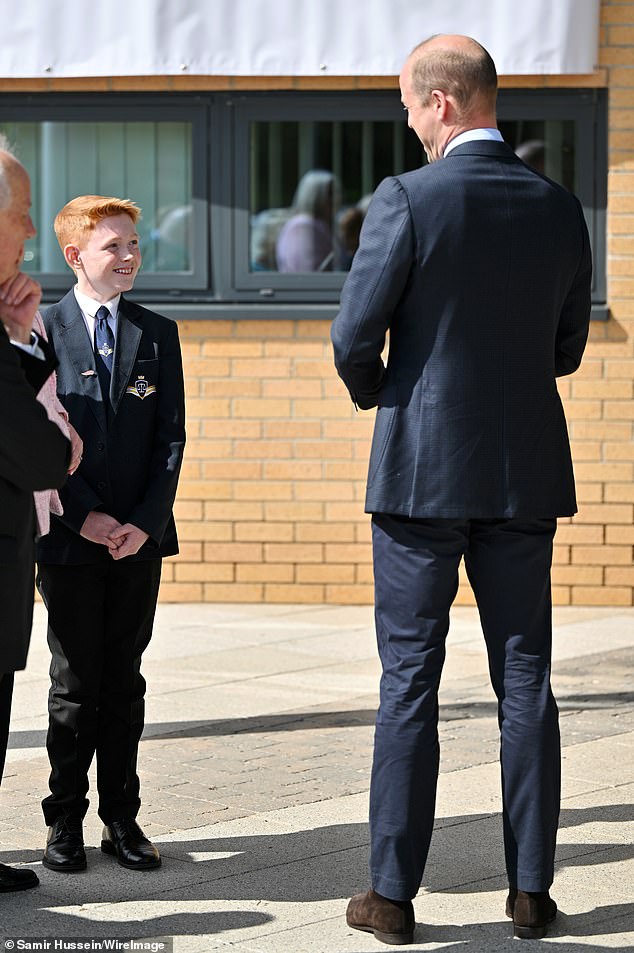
xmin=54 ymin=195 xmax=141 ymax=251
xmin=410 ymin=36 xmax=497 ymax=119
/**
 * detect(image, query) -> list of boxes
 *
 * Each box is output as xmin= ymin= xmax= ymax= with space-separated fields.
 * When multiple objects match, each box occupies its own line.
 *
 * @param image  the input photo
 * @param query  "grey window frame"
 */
xmin=1 ymin=88 xmax=607 ymax=319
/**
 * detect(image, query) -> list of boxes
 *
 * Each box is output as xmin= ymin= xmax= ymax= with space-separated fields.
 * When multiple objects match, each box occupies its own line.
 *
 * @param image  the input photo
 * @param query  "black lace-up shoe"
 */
xmin=101 ymin=819 xmax=161 ymax=870
xmin=43 ymin=815 xmax=86 ymax=872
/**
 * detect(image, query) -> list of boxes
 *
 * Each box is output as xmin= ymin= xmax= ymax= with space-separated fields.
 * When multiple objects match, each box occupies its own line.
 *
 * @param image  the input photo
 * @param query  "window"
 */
xmin=0 ymin=89 xmax=606 ymax=318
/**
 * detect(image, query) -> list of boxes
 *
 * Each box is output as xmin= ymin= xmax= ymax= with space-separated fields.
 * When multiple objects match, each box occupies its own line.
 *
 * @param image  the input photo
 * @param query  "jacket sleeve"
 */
xmin=331 ymin=176 xmax=414 ymax=409
xmin=0 ymin=329 xmax=70 ymax=492
xmin=555 ymin=196 xmax=592 ymax=377
xmin=127 ymin=318 xmax=186 ymax=544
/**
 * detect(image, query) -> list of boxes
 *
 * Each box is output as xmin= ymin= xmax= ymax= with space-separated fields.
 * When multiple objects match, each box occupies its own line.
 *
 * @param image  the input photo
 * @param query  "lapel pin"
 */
xmin=81 ymin=370 xmax=96 ymax=376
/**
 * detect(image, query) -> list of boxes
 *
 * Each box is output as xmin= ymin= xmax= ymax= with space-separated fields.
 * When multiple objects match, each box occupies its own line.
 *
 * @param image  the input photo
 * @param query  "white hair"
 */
xmin=0 ymin=133 xmax=17 ymax=211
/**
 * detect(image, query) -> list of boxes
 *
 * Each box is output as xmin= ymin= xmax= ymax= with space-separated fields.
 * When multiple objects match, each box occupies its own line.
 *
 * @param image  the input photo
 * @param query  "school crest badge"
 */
xmin=126 ymin=375 xmax=157 ymax=400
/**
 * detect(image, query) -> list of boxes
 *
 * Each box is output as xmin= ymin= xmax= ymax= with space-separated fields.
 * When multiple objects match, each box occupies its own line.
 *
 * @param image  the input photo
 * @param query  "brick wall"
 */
xmin=6 ymin=0 xmax=633 ymax=607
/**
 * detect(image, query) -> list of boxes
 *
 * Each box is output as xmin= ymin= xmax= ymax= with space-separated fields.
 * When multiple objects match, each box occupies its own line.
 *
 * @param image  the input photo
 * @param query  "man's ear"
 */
xmin=64 ymin=244 xmax=82 ymax=270
xmin=430 ymin=89 xmax=450 ymax=119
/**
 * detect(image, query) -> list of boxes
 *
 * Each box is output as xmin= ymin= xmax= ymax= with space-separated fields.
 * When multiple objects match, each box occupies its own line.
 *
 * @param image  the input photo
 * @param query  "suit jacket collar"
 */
xmin=443 ymin=139 xmax=517 ymax=160
xmin=55 ymin=290 xmax=143 ymax=426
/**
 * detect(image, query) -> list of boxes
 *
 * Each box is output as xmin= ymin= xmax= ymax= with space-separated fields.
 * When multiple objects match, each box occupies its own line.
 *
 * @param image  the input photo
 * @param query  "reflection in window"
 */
xmin=0 ymin=121 xmax=193 ymax=274
xmin=250 ymin=120 xmax=424 ymax=272
xmin=500 ymin=119 xmax=576 ymax=191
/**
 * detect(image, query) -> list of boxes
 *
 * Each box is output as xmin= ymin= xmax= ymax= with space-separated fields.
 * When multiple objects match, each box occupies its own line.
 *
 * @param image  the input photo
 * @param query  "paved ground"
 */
xmin=0 ymin=603 xmax=632 ymax=952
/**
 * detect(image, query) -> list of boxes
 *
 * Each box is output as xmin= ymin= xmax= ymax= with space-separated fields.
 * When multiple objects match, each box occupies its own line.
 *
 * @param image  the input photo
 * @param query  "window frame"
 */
xmin=0 ymin=88 xmax=607 ymax=319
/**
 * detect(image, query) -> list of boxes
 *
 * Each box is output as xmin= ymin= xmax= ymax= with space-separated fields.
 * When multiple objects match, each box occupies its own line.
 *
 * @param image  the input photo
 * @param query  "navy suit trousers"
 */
xmin=370 ymin=514 xmax=560 ymax=900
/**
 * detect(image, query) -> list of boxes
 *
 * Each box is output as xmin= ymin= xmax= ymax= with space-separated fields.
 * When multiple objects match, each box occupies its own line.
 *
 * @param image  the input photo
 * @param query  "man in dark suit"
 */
xmin=0 ymin=144 xmax=71 ymax=892
xmin=37 ymin=195 xmax=186 ymax=874
xmin=332 ymin=35 xmax=591 ymax=944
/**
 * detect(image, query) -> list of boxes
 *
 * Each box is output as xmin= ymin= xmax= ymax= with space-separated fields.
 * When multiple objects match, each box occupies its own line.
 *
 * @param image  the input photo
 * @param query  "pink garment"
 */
xmin=33 ymin=312 xmax=70 ymax=536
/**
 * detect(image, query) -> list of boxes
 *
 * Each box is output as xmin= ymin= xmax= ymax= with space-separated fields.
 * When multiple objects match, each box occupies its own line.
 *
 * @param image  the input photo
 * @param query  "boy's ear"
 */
xmin=64 ymin=244 xmax=82 ymax=270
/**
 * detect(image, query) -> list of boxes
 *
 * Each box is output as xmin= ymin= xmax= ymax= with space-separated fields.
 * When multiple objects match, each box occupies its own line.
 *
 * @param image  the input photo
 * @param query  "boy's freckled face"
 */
xmin=73 ymin=213 xmax=141 ymax=303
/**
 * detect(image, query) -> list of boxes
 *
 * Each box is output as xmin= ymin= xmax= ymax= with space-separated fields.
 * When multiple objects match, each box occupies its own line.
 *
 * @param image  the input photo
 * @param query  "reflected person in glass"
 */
xmin=275 ymin=170 xmax=340 ymax=272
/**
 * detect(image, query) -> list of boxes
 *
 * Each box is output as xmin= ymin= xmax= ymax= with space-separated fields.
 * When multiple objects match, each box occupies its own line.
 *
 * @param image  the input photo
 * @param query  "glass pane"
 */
xmin=0 ymin=121 xmax=193 ymax=274
xmin=498 ymin=119 xmax=576 ymax=192
xmin=249 ymin=119 xmax=424 ymax=273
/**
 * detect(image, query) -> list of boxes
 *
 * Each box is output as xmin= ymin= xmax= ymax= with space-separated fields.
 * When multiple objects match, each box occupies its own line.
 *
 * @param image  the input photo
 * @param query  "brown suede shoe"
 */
xmin=506 ymin=888 xmax=557 ymax=939
xmin=346 ymin=888 xmax=415 ymax=945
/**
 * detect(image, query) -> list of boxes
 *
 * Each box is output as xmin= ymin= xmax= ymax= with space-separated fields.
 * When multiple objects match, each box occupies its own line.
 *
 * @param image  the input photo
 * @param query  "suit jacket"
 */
xmin=37 ymin=290 xmax=186 ymax=565
xmin=0 ymin=326 xmax=70 ymax=672
xmin=331 ymin=140 xmax=592 ymax=519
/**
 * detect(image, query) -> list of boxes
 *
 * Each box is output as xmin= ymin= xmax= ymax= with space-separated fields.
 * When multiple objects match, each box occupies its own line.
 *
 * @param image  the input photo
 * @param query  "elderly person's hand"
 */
xmin=67 ymin=423 xmax=83 ymax=475
xmin=0 ymin=272 xmax=42 ymax=343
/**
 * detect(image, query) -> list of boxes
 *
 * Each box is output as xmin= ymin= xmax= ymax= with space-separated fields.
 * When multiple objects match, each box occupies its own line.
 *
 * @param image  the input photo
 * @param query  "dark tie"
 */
xmin=94 ymin=305 xmax=115 ymax=402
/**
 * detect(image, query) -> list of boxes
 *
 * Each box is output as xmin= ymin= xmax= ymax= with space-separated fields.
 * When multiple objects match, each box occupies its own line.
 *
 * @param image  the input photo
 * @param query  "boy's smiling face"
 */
xmin=67 ymin=213 xmax=141 ymax=303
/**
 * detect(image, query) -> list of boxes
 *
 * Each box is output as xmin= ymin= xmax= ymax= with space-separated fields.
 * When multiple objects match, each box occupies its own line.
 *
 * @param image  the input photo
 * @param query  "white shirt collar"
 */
xmin=444 ymin=128 xmax=503 ymax=157
xmin=73 ymin=286 xmax=121 ymax=321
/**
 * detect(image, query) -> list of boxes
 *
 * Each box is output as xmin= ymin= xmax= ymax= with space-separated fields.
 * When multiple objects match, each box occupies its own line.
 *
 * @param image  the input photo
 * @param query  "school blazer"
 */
xmin=0 ymin=327 xmax=70 ymax=671
xmin=331 ymin=140 xmax=592 ymax=519
xmin=37 ymin=291 xmax=186 ymax=565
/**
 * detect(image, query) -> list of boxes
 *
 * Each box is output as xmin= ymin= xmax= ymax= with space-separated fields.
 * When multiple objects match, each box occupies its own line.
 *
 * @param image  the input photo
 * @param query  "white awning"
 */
xmin=0 ymin=0 xmax=601 ymax=78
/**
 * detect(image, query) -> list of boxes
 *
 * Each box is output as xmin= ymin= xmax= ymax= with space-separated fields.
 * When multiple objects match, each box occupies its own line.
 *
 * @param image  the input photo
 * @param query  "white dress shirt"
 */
xmin=74 ymin=287 xmax=120 ymax=348
xmin=444 ymin=128 xmax=503 ymax=157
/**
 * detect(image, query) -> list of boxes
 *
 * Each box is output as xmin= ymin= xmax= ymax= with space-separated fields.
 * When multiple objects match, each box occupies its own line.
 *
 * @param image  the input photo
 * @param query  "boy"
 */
xmin=37 ymin=196 xmax=186 ymax=872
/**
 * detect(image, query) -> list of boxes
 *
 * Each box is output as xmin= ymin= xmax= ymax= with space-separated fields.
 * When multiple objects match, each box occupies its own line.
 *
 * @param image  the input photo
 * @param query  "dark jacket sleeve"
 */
xmin=0 ymin=328 xmax=70 ymax=492
xmin=331 ymin=176 xmax=414 ymax=409
xmin=127 ymin=318 xmax=186 ymax=544
xmin=555 ymin=196 xmax=592 ymax=377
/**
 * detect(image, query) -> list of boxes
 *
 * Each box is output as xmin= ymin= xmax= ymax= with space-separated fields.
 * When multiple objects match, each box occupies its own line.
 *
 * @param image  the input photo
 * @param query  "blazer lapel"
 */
xmin=111 ymin=298 xmax=143 ymax=415
xmin=57 ymin=293 xmax=108 ymax=433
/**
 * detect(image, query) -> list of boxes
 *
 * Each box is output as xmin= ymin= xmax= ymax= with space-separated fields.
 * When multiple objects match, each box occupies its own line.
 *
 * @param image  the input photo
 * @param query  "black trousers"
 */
xmin=0 ymin=672 xmax=15 ymax=786
xmin=369 ymin=515 xmax=560 ymax=900
xmin=37 ymin=559 xmax=162 ymax=826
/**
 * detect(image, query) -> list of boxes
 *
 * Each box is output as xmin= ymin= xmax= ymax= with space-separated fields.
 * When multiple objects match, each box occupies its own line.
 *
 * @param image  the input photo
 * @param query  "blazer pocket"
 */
xmin=0 ymin=535 xmax=18 ymax=565
xmin=125 ymin=359 xmax=159 ymax=401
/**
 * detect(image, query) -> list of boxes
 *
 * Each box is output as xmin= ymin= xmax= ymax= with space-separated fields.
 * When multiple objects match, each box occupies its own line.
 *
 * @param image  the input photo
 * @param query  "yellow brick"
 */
xmin=202 ymin=379 xmax=262 ymax=397
xmin=234 ymin=522 xmax=294 ymax=542
xmin=265 ymin=502 xmax=324 ymax=521
xmin=264 ymin=461 xmax=323 ymax=480
xmin=553 ymin=545 xmax=571 ymax=565
xmin=294 ymin=482 xmax=354 ymax=501
xmin=184 ymin=378 xmax=200 ymax=398
xmin=325 ymin=462 xmax=369 ymax=480
xmin=203 ymin=542 xmax=263 ymax=562
xmin=293 ymin=398 xmax=353 ymax=419
xmin=355 ymin=521 xmax=373 ymax=543
xmin=605 ymin=567 xmax=634 ymax=586
xmin=325 ymin=543 xmax=372 ymax=563
xmin=571 ymin=545 xmax=632 ymax=565
xmin=185 ymin=439 xmax=233 ymax=459
xmin=237 ymin=564 xmax=294 ymax=583
xmin=575 ymin=483 xmax=604 ymax=502
xmin=160 ymin=563 xmax=174 ymax=582
xmin=605 ymin=482 xmax=634 ymax=502
xmin=234 ymin=440 xmax=293 ymax=459
xmin=600 ymin=47 xmax=634 ymax=67
xmin=175 ymin=563 xmax=234 ymax=582
xmin=203 ymin=340 xmax=262 ymax=357
xmin=326 ymin=584 xmax=374 ymax=604
xmin=570 ymin=442 xmax=602 ymax=461
xmin=552 ymin=566 xmax=604 ymax=585
xmin=231 ymin=357 xmax=291 ymax=378
xmin=296 ymin=359 xmax=337 ymax=378
xmin=265 ymin=421 xmax=322 ymax=438
xmin=605 ymin=524 xmax=634 ymax=543
xmin=551 ymin=587 xmax=571 ymax=605
xmin=608 ymin=212 xmax=634 ymax=232
xmin=179 ymin=480 xmax=233 ymax=500
xmin=202 ymin=461 xmax=262 ymax=480
xmin=608 ymin=235 xmax=634 ymax=253
xmin=604 ymin=400 xmax=634 ymax=419
xmin=265 ymin=584 xmax=325 ymax=603
xmin=559 ymin=399 xmax=602 ymax=420
xmin=182 ymin=357 xmax=231 ymax=376
xmin=555 ymin=523 xmax=604 ymax=544
xmin=572 ymin=359 xmax=604 ymax=380
xmin=203 ymin=420 xmax=261 ymax=438
xmin=294 ymin=441 xmax=353 ymax=460
xmin=602 ymin=4 xmax=634 ymax=25
xmin=173 ymin=500 xmax=204 ymax=521
xmin=608 ymin=24 xmax=634 ymax=43
xmin=233 ymin=398 xmax=291 ymax=418
xmin=186 ymin=398 xmax=231 ymax=418
xmin=234 ymin=320 xmax=295 ymax=338
xmin=604 ymin=441 xmax=634 ymax=459
xmin=204 ymin=582 xmax=263 ymax=602
xmin=296 ymin=522 xmax=356 ymax=542
xmin=265 ymin=341 xmax=324 ymax=357
xmin=355 ymin=564 xmax=375 ymax=584
xmin=571 ymin=586 xmax=632 ymax=605
xmin=165 ymin=542 xmax=203 ymax=562
xmin=295 ymin=320 xmax=331 ymax=338
xmin=263 ymin=380 xmax=322 ymax=398
xmin=158 ymin=582 xmax=203 ymax=602
xmin=576 ymin=502 xmax=633 ymax=523
xmin=608 ymin=278 xmax=634 ymax=296
xmin=233 ymin=482 xmax=293 ymax=501
xmin=575 ymin=462 xmax=633 ymax=481
xmin=264 ymin=543 xmax=323 ymax=563
xmin=326 ymin=501 xmax=366 ymax=521
xmin=573 ymin=379 xmax=633 ymax=398
xmin=603 ymin=66 xmax=634 ymax=86
xmin=297 ymin=564 xmax=356 ymax=583
xmin=572 ymin=421 xmax=632 ymax=440
xmin=324 ymin=420 xmax=375 ymax=440
xmin=181 ymin=320 xmax=232 ymax=339
xmin=605 ymin=360 xmax=634 ymax=378
xmin=204 ymin=502 xmax=263 ymax=521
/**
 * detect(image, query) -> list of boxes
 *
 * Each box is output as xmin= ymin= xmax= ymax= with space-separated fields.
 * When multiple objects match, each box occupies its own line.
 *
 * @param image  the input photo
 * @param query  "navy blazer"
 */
xmin=0 ymin=327 xmax=69 ymax=672
xmin=331 ymin=140 xmax=592 ymax=519
xmin=37 ymin=291 xmax=186 ymax=565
